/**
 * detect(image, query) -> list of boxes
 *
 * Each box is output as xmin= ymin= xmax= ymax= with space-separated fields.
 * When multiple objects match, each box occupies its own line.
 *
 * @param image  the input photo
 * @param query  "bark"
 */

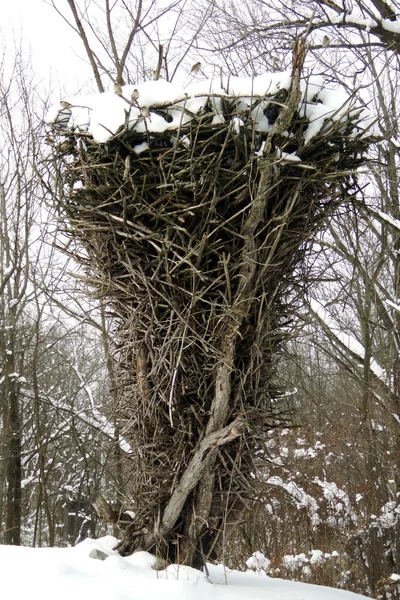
xmin=4 ymin=343 xmax=22 ymax=545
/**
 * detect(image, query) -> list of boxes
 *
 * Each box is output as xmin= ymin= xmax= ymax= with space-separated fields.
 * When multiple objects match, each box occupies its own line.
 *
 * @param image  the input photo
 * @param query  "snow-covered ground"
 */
xmin=0 ymin=535 xmax=373 ymax=600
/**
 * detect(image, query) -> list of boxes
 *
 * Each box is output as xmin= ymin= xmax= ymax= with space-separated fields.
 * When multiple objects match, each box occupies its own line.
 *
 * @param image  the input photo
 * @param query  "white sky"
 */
xmin=2 ymin=0 xmax=93 ymax=92
xmin=1 ymin=0 xmax=202 ymax=96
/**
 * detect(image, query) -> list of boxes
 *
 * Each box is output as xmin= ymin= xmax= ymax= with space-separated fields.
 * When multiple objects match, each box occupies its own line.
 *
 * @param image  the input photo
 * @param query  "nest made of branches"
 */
xmin=49 ymin=79 xmax=376 ymax=545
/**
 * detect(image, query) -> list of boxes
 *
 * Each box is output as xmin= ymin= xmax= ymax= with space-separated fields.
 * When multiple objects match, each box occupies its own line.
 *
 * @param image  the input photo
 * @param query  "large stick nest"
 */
xmin=49 ymin=72 xmax=376 ymax=554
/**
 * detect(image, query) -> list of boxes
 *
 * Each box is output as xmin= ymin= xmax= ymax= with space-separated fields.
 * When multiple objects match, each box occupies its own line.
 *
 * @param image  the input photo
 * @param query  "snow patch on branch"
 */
xmin=331 ymin=13 xmax=378 ymax=32
xmin=267 ymin=475 xmax=321 ymax=525
xmin=377 ymin=209 xmax=400 ymax=232
xmin=331 ymin=12 xmax=400 ymax=35
xmin=310 ymin=299 xmax=386 ymax=382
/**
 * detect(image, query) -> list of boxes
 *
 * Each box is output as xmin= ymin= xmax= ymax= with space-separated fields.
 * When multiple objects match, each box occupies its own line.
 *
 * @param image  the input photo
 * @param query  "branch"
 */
xmin=65 ymin=0 xmax=105 ymax=92
xmin=369 ymin=0 xmax=397 ymax=21
xmin=153 ymin=44 xmax=163 ymax=80
xmin=105 ymin=0 xmax=121 ymax=81
xmin=158 ymin=415 xmax=246 ymax=536
xmin=117 ymin=0 xmax=143 ymax=84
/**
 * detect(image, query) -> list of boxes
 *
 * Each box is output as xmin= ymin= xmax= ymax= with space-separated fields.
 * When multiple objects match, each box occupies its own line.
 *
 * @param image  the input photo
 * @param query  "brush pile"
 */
xmin=47 ymin=48 xmax=377 ymax=563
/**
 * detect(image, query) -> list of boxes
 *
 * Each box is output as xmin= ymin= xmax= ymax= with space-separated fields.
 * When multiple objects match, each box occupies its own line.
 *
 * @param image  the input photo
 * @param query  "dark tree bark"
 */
xmin=3 ymin=321 xmax=22 ymax=546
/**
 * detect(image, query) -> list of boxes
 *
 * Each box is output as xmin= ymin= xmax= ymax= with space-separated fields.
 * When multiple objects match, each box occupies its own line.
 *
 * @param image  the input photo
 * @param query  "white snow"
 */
xmin=381 ymin=19 xmax=400 ymax=34
xmin=331 ymin=12 xmax=400 ymax=35
xmin=47 ymin=395 xmax=132 ymax=454
xmin=301 ymin=75 xmax=325 ymax=102
xmin=231 ymin=117 xmax=244 ymax=134
xmin=267 ymin=476 xmax=321 ymax=526
xmin=385 ymin=299 xmax=400 ymax=313
xmin=376 ymin=209 xmax=400 ymax=232
xmin=1 ymin=264 xmax=14 ymax=278
xmin=301 ymin=102 xmax=334 ymax=143
xmin=294 ymin=447 xmax=317 ymax=459
xmin=134 ymin=141 xmax=149 ymax=154
xmin=331 ymin=13 xmax=378 ymax=31
xmin=283 ymin=552 xmax=309 ymax=570
xmin=310 ymin=299 xmax=386 ymax=382
xmin=310 ymin=550 xmax=324 ymax=565
xmin=251 ymin=102 xmax=270 ymax=131
xmin=46 ymin=72 xmax=376 ymax=145
xmin=246 ymin=551 xmax=271 ymax=573
xmin=227 ymin=71 xmax=291 ymax=96
xmin=0 ymin=535 xmax=371 ymax=600
xmin=280 ymin=151 xmax=302 ymax=162
xmin=127 ymin=80 xmax=185 ymax=107
xmin=374 ymin=501 xmax=400 ymax=529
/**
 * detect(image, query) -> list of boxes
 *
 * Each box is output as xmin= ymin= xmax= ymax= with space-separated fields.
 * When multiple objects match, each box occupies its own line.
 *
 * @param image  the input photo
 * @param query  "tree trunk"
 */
xmin=4 ymin=346 xmax=22 ymax=545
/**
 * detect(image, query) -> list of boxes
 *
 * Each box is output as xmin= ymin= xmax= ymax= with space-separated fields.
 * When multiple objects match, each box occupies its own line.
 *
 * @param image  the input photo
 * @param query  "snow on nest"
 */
xmin=0 ymin=535 xmax=372 ymax=600
xmin=46 ymin=72 xmax=377 ymax=148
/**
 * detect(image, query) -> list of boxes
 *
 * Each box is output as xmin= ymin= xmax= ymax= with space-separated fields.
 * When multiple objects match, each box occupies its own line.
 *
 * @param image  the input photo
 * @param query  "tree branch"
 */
xmin=145 ymin=415 xmax=246 ymax=544
xmin=66 ymin=0 xmax=105 ymax=92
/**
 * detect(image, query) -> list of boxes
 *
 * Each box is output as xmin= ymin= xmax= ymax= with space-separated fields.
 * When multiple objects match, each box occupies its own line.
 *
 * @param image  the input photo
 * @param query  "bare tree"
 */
xmin=0 ymin=42 xmax=129 ymax=547
xmin=49 ymin=0 xmax=211 ymax=87
xmin=0 ymin=49 xmax=42 ymax=544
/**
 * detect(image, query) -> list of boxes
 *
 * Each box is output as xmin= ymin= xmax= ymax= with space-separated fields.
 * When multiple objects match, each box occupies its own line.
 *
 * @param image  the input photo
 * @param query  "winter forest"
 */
xmin=1 ymin=1 xmax=400 ymax=599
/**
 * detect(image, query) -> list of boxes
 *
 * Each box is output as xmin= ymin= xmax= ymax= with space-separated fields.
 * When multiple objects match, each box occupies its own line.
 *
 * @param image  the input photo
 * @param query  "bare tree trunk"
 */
xmin=3 ymin=313 xmax=22 ymax=545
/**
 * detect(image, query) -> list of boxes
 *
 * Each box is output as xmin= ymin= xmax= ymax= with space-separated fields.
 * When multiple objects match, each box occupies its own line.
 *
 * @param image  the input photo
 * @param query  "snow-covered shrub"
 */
xmin=246 ymin=551 xmax=271 ymax=574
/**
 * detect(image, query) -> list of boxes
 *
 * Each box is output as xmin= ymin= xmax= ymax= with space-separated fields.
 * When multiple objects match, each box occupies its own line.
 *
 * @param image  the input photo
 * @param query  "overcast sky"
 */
xmin=2 ymin=0 xmax=94 ymax=92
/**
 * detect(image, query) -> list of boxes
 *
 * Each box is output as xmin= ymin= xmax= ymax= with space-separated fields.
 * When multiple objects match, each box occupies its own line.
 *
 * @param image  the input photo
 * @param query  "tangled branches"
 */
xmin=49 ymin=61 xmax=376 ymax=565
